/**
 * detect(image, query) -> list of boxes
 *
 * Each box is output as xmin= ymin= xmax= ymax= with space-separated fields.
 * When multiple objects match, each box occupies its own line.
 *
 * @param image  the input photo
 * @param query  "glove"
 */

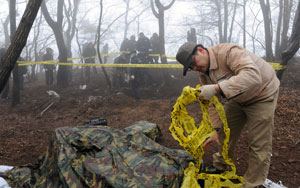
xmin=198 ymin=84 xmax=217 ymax=100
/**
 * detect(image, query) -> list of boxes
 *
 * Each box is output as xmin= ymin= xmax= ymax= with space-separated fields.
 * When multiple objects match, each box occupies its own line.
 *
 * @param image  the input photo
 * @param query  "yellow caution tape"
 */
xmin=17 ymin=62 xmax=183 ymax=68
xmin=16 ymin=52 xmax=285 ymax=70
xmin=169 ymin=85 xmax=244 ymax=188
xmin=17 ymin=61 xmax=284 ymax=71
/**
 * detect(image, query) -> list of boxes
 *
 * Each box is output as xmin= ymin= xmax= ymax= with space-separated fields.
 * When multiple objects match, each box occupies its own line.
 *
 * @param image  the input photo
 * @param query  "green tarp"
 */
xmin=1 ymin=121 xmax=192 ymax=188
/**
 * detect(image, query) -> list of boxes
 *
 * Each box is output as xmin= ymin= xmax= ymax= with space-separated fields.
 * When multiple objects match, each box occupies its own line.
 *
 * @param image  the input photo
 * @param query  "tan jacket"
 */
xmin=199 ymin=43 xmax=280 ymax=105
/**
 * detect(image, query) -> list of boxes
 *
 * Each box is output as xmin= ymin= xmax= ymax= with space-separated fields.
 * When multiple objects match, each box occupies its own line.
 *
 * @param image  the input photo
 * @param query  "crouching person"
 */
xmin=176 ymin=42 xmax=280 ymax=188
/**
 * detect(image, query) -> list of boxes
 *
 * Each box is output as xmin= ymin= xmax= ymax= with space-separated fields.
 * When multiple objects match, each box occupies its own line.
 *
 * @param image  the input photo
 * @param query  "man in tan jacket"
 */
xmin=176 ymin=42 xmax=280 ymax=188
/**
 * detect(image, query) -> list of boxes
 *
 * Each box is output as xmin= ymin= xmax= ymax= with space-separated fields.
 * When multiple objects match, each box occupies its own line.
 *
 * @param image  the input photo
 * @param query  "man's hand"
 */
xmin=203 ymin=131 xmax=221 ymax=151
xmin=198 ymin=84 xmax=217 ymax=100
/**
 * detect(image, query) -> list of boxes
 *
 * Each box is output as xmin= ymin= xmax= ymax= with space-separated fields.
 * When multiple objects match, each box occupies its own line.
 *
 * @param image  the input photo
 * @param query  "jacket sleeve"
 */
xmin=218 ymin=46 xmax=262 ymax=100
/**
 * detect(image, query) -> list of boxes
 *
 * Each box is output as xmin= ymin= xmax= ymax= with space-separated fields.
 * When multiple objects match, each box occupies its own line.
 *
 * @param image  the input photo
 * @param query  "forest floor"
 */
xmin=0 ymin=60 xmax=299 ymax=188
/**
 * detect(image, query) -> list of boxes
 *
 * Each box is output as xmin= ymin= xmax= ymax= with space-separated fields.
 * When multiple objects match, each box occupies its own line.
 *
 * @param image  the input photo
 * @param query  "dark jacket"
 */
xmin=43 ymin=53 xmax=55 ymax=70
xmin=83 ymin=45 xmax=96 ymax=64
xmin=18 ymin=57 xmax=27 ymax=75
xmin=136 ymin=36 xmax=151 ymax=54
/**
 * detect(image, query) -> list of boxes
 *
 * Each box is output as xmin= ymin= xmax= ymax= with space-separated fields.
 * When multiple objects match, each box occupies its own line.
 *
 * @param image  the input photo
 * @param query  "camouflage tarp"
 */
xmin=123 ymin=121 xmax=162 ymax=141
xmin=1 ymin=121 xmax=192 ymax=188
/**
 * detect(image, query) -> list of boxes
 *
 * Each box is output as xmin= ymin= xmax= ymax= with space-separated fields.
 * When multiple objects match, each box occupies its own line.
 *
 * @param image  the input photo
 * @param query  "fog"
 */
xmin=0 ymin=0 xmax=298 ymax=62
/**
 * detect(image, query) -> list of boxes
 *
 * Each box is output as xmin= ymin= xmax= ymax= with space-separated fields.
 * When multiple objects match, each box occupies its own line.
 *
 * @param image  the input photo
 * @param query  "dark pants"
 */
xmin=85 ymin=65 xmax=97 ymax=84
xmin=45 ymin=70 xmax=54 ymax=85
xmin=85 ymin=66 xmax=91 ymax=84
xmin=130 ymin=68 xmax=151 ymax=99
xmin=19 ymin=74 xmax=24 ymax=91
xmin=1 ymin=80 xmax=9 ymax=99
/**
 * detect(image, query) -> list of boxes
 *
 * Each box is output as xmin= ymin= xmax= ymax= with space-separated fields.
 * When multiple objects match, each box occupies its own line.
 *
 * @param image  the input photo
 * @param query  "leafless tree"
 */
xmin=275 ymin=0 xmax=293 ymax=58
xmin=150 ymin=0 xmax=176 ymax=64
xmin=123 ymin=0 xmax=131 ymax=40
xmin=227 ymin=0 xmax=238 ymax=43
xmin=243 ymin=0 xmax=247 ymax=48
xmin=41 ymin=0 xmax=69 ymax=87
xmin=1 ymin=15 xmax=10 ymax=48
xmin=96 ymin=0 xmax=112 ymax=90
xmin=122 ymin=0 xmax=149 ymax=40
xmin=275 ymin=0 xmax=283 ymax=58
xmin=30 ymin=12 xmax=43 ymax=81
xmin=277 ymin=0 xmax=300 ymax=80
xmin=281 ymin=0 xmax=294 ymax=52
xmin=63 ymin=0 xmax=80 ymax=82
xmin=10 ymin=0 xmax=21 ymax=107
xmin=259 ymin=0 xmax=273 ymax=60
xmin=185 ymin=0 xmax=242 ymax=46
xmin=0 ymin=0 xmax=43 ymax=95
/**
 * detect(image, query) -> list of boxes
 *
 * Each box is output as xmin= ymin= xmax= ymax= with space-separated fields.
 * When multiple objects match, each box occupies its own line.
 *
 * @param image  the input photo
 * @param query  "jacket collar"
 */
xmin=207 ymin=47 xmax=218 ymax=70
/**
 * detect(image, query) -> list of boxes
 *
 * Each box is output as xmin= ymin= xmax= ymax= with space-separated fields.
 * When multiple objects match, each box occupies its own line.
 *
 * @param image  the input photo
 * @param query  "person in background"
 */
xmin=0 ymin=48 xmax=9 ymax=100
xmin=82 ymin=42 xmax=97 ymax=84
xmin=66 ymin=51 xmax=73 ymax=84
xmin=126 ymin=35 xmax=137 ymax=63
xmin=101 ymin=43 xmax=109 ymax=64
xmin=18 ymin=56 xmax=27 ymax=91
xmin=43 ymin=47 xmax=55 ymax=86
xmin=113 ymin=53 xmax=129 ymax=91
xmin=150 ymin=33 xmax=160 ymax=63
xmin=136 ymin=32 xmax=151 ymax=56
xmin=176 ymin=42 xmax=280 ymax=188
xmin=120 ymin=38 xmax=130 ymax=63
xmin=187 ymin=28 xmax=197 ymax=43
xmin=120 ymin=38 xmax=129 ymax=52
xmin=128 ymin=35 xmax=137 ymax=53
xmin=129 ymin=50 xmax=145 ymax=99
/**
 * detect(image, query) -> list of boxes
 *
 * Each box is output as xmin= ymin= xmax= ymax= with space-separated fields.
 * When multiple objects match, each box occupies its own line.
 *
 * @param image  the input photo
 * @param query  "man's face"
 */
xmin=189 ymin=47 xmax=210 ymax=74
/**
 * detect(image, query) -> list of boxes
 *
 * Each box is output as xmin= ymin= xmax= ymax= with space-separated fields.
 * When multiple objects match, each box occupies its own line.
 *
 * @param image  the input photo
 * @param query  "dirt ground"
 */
xmin=0 ymin=60 xmax=299 ymax=188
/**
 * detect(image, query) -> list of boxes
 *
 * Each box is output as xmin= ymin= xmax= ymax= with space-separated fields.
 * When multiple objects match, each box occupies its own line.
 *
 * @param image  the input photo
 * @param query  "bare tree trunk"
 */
xmin=150 ymin=0 xmax=175 ymax=86
xmin=64 ymin=0 xmax=80 ymax=83
xmin=10 ymin=0 xmax=21 ymax=107
xmin=150 ymin=0 xmax=175 ymax=64
xmin=243 ymin=0 xmax=246 ymax=48
xmin=228 ymin=0 xmax=238 ymax=43
xmin=259 ymin=0 xmax=273 ymax=60
xmin=281 ymin=0 xmax=293 ymax=53
xmin=96 ymin=0 xmax=112 ymax=90
xmin=41 ymin=0 xmax=68 ymax=87
xmin=123 ymin=1 xmax=148 ymax=41
xmin=223 ymin=0 xmax=228 ymax=43
xmin=31 ymin=12 xmax=43 ymax=81
xmin=277 ymin=0 xmax=300 ymax=80
xmin=123 ymin=0 xmax=130 ymax=40
xmin=275 ymin=0 xmax=283 ymax=58
xmin=214 ymin=0 xmax=223 ymax=43
xmin=75 ymin=26 xmax=84 ymax=82
xmin=1 ymin=15 xmax=10 ymax=48
xmin=0 ymin=0 xmax=43 ymax=94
